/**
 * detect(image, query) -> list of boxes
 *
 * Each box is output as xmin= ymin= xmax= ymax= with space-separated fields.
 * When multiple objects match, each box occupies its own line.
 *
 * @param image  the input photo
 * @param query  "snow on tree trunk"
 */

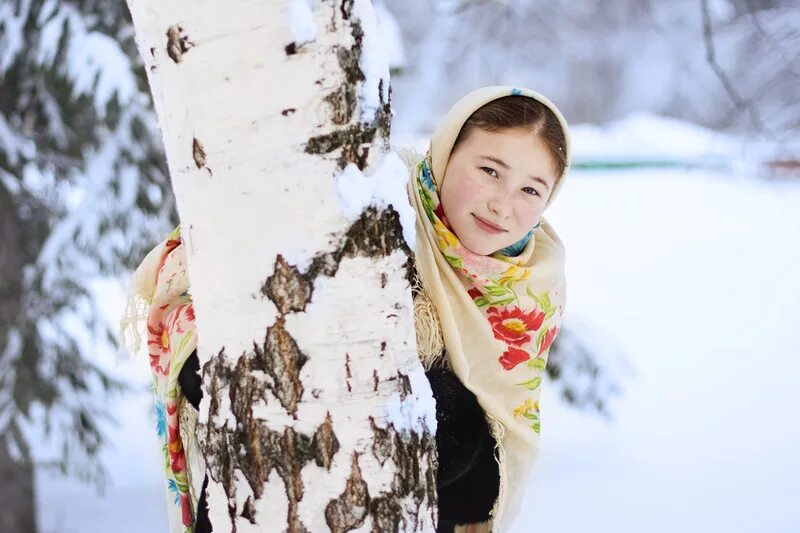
xmin=125 ymin=0 xmax=437 ymax=531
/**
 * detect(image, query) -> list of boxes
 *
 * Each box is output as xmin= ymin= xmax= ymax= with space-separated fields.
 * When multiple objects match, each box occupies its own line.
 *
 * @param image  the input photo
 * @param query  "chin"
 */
xmin=459 ymin=236 xmax=499 ymax=256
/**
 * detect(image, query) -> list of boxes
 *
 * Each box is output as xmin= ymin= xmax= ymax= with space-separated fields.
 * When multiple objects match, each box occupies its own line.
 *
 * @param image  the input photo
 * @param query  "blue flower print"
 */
xmin=167 ymin=478 xmax=181 ymax=506
xmin=155 ymin=399 xmax=167 ymax=439
xmin=420 ymin=158 xmax=435 ymax=191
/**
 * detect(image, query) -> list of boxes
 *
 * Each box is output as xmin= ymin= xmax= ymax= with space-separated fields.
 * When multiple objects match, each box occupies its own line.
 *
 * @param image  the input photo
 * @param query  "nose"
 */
xmin=487 ymin=194 xmax=511 ymax=218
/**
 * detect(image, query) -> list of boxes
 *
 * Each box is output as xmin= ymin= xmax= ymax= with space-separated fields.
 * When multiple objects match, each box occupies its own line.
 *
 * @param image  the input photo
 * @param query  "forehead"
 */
xmin=457 ymin=127 xmax=558 ymax=181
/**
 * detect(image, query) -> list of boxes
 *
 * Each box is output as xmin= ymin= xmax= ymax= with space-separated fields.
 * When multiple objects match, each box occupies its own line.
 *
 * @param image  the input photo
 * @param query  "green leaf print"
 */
xmin=541 ymin=292 xmax=552 ymax=310
xmin=492 ymin=295 xmax=516 ymax=306
xmin=536 ymin=326 xmax=548 ymax=347
xmin=419 ymin=186 xmax=435 ymax=219
xmin=527 ymin=357 xmax=547 ymax=370
xmin=485 ymin=283 xmax=509 ymax=297
xmin=527 ymin=286 xmax=556 ymax=316
xmin=474 ymin=296 xmax=489 ymax=307
xmin=173 ymin=331 xmax=193 ymax=361
xmin=514 ymin=376 xmax=542 ymax=391
xmin=526 ymin=285 xmax=542 ymax=305
xmin=444 ymin=254 xmax=463 ymax=269
xmin=532 ymin=422 xmax=541 ymax=433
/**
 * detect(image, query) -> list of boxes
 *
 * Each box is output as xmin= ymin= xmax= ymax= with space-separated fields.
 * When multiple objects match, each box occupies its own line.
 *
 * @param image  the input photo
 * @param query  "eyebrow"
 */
xmin=480 ymin=155 xmax=551 ymax=191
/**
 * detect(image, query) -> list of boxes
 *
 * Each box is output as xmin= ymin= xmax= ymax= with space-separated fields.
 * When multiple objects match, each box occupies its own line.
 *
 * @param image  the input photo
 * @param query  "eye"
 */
xmin=481 ymin=166 xmax=498 ymax=178
xmin=522 ymin=186 xmax=540 ymax=196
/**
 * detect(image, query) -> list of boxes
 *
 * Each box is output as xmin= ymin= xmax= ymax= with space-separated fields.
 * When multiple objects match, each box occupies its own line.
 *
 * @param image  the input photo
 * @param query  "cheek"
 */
xmin=513 ymin=200 xmax=544 ymax=230
xmin=442 ymin=171 xmax=484 ymax=214
xmin=519 ymin=201 xmax=541 ymax=221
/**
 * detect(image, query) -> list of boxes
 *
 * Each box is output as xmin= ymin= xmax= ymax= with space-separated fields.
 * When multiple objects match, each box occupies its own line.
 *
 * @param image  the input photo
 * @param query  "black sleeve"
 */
xmin=426 ymin=367 xmax=500 ymax=528
xmin=177 ymin=349 xmax=203 ymax=411
xmin=176 ymin=350 xmax=213 ymax=531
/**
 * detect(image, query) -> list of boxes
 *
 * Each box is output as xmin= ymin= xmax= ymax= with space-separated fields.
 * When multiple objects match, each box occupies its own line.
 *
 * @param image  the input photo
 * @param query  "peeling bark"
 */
xmin=166 ymin=24 xmax=193 ymax=63
xmin=324 ymin=453 xmax=369 ymax=532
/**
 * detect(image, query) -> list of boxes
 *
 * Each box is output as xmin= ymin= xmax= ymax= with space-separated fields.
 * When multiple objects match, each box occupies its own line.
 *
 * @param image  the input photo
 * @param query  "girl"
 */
xmin=402 ymin=85 xmax=568 ymax=532
xmin=122 ymin=85 xmax=569 ymax=533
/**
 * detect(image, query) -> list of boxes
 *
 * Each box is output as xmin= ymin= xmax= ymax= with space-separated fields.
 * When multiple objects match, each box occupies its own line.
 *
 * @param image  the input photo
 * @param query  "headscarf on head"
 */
xmin=407 ymin=85 xmax=570 ymax=531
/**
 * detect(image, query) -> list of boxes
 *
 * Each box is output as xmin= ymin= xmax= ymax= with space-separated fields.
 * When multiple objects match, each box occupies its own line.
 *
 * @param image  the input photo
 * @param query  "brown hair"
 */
xmin=452 ymin=95 xmax=568 ymax=180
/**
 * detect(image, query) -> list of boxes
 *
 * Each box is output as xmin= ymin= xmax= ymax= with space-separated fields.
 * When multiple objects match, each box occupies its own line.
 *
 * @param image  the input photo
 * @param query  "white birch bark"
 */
xmin=125 ymin=1 xmax=437 ymax=531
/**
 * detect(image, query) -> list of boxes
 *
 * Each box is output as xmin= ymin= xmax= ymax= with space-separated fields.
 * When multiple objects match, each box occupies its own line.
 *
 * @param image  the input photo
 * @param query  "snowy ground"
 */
xmin=35 ymin=117 xmax=800 ymax=532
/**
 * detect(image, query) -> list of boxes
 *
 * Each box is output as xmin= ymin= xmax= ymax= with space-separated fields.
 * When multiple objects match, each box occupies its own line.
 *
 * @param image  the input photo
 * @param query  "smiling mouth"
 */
xmin=472 ymin=213 xmax=507 ymax=233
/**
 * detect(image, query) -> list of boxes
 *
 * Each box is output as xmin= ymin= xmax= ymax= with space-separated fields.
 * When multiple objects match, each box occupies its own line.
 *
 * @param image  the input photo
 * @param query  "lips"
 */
xmin=472 ymin=213 xmax=507 ymax=234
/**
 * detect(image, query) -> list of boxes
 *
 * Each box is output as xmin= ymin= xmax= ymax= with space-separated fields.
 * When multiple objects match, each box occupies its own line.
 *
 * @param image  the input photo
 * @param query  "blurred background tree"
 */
xmin=385 ymin=0 xmax=799 ymax=140
xmin=0 ymin=0 xmax=174 ymax=529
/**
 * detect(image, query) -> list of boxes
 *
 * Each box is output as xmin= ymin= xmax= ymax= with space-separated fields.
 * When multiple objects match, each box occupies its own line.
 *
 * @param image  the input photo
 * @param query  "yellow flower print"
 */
xmin=434 ymin=219 xmax=458 ymax=250
xmin=497 ymin=263 xmax=531 ymax=287
xmin=513 ymin=397 xmax=538 ymax=419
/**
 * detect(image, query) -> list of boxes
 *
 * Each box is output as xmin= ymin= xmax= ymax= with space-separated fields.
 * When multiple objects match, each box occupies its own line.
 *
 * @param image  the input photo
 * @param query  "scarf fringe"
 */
xmin=411 ymin=270 xmax=449 ymax=371
xmin=119 ymin=276 xmax=150 ymax=362
xmin=486 ymin=411 xmax=507 ymax=529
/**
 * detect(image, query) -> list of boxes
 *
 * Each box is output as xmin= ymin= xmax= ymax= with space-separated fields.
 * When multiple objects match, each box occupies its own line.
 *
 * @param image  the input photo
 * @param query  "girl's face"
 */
xmin=439 ymin=127 xmax=558 ymax=256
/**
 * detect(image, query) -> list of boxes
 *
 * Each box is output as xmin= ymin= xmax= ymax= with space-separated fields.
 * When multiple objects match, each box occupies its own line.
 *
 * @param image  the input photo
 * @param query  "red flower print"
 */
xmin=434 ymin=203 xmax=452 ymax=228
xmin=180 ymin=493 xmax=192 ymax=526
xmin=498 ymin=346 xmax=530 ymax=371
xmin=467 ymin=288 xmax=482 ymax=300
xmin=165 ymin=237 xmax=181 ymax=254
xmin=168 ymin=425 xmax=186 ymax=472
xmin=156 ymin=239 xmax=182 ymax=278
xmin=180 ymin=493 xmax=193 ymax=526
xmin=147 ymin=320 xmax=170 ymax=375
xmin=185 ymin=303 xmax=195 ymax=323
xmin=487 ymin=306 xmax=545 ymax=346
xmin=537 ymin=325 xmax=559 ymax=356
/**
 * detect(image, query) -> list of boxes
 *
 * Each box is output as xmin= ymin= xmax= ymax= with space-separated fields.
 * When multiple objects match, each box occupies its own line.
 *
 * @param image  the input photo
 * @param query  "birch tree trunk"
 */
xmin=126 ymin=1 xmax=437 ymax=531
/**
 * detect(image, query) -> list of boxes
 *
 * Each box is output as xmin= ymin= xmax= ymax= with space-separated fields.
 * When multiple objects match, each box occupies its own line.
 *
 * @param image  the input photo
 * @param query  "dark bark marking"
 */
xmin=285 ymin=42 xmax=297 ymax=55
xmin=368 ymin=416 xmax=392 ymax=467
xmin=192 ymin=137 xmax=212 ymax=176
xmin=366 ymin=418 xmax=438 ymax=532
xmin=379 ymin=341 xmax=386 ymax=357
xmin=372 ymin=370 xmax=379 ymax=392
xmin=241 ymin=496 xmax=256 ymax=523
xmin=305 ymin=22 xmax=393 ymax=171
xmin=396 ymin=372 xmax=411 ymax=401
xmin=368 ymin=496 xmax=404 ymax=533
xmin=282 ymin=108 xmax=297 ymax=116
xmin=304 ymin=124 xmax=374 ymax=171
xmin=229 ymin=354 xmax=269 ymax=499
xmin=166 ymin=24 xmax=194 ymax=63
xmin=261 ymin=254 xmax=312 ymax=314
xmin=306 ymin=207 xmax=411 ymax=282
xmin=340 ymin=0 xmax=355 ymax=20
xmin=203 ymin=348 xmax=344 ymax=531
xmin=324 ymin=84 xmax=358 ymax=125
xmin=276 ymin=427 xmax=310 ymax=533
xmin=260 ymin=208 xmax=411 ymax=316
xmin=252 ymin=316 xmax=308 ymax=418
xmin=311 ymin=412 xmax=340 ymax=470
xmin=324 ymin=452 xmax=369 ymax=532
xmin=380 ymin=272 xmax=387 ymax=288
xmin=345 ymin=353 xmax=352 ymax=393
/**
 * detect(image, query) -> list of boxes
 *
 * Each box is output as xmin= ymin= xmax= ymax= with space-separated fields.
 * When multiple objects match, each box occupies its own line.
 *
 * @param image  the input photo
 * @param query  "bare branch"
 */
xmin=700 ymin=0 xmax=770 ymax=136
